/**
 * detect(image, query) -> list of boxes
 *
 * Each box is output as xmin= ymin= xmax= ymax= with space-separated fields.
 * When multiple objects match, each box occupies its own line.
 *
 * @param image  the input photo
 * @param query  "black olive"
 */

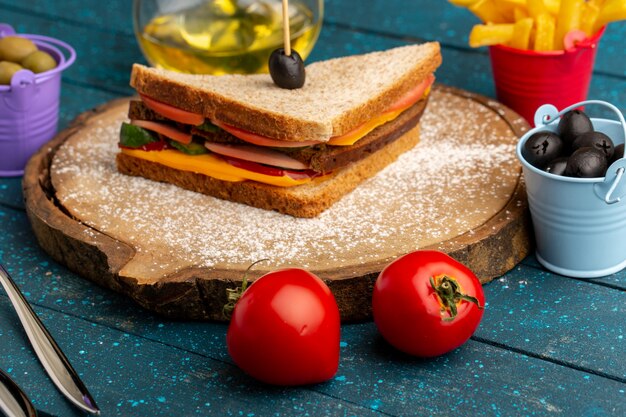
xmin=522 ymin=131 xmax=565 ymax=169
xmin=269 ymin=48 xmax=305 ymax=89
xmin=565 ymin=147 xmax=608 ymax=178
xmin=610 ymin=143 xmax=624 ymax=165
xmin=544 ymin=157 xmax=568 ymax=176
xmin=557 ymin=109 xmax=593 ymax=146
xmin=572 ymin=131 xmax=614 ymax=160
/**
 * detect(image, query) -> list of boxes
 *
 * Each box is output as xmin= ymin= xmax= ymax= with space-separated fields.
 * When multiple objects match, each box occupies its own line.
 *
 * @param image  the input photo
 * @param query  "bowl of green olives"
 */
xmin=516 ymin=100 xmax=626 ymax=279
xmin=0 ymin=23 xmax=76 ymax=176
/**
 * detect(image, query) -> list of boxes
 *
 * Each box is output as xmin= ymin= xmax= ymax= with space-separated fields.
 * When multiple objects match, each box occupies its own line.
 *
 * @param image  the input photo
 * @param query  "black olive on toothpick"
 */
xmin=269 ymin=0 xmax=305 ymax=89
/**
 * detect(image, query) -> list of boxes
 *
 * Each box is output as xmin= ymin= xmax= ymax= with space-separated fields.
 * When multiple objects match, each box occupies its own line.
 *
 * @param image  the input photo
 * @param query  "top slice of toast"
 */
xmin=130 ymin=42 xmax=442 ymax=142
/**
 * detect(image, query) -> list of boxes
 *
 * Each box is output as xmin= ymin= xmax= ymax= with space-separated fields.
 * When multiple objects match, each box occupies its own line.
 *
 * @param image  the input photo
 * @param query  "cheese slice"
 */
xmin=327 ymin=107 xmax=407 ymax=146
xmin=120 ymin=148 xmax=315 ymax=187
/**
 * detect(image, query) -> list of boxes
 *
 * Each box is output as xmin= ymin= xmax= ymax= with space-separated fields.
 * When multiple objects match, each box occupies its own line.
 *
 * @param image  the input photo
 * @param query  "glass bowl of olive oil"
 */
xmin=133 ymin=0 xmax=323 ymax=75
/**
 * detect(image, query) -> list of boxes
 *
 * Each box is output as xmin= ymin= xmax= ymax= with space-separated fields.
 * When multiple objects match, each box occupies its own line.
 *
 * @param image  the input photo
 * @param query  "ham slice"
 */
xmin=205 ymin=142 xmax=309 ymax=170
xmin=130 ymin=120 xmax=192 ymax=144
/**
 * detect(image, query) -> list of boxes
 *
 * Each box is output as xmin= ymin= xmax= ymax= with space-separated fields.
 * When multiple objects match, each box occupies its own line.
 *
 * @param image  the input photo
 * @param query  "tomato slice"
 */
xmin=140 ymin=94 xmax=205 ymax=126
xmin=205 ymin=142 xmax=308 ymax=170
xmin=130 ymin=120 xmax=192 ymax=144
xmin=386 ymin=74 xmax=435 ymax=112
xmin=212 ymin=120 xmax=323 ymax=148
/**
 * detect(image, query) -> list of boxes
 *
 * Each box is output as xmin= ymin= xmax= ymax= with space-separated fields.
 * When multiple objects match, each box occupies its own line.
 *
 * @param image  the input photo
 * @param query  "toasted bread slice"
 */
xmin=130 ymin=42 xmax=441 ymax=142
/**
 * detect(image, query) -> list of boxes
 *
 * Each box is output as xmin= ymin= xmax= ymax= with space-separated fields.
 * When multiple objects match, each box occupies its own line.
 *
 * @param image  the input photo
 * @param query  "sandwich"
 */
xmin=117 ymin=42 xmax=442 ymax=217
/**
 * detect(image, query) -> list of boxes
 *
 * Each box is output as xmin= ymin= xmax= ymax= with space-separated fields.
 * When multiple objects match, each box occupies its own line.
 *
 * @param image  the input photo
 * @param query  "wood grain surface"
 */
xmin=23 ymin=86 xmax=532 ymax=322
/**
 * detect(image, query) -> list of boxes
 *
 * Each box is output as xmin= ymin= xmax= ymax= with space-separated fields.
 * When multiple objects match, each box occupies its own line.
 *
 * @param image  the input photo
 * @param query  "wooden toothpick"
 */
xmin=282 ymin=0 xmax=291 ymax=56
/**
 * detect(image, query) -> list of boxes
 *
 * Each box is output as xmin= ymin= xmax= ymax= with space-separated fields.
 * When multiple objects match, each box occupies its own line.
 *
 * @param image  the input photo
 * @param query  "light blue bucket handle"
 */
xmin=605 ymin=167 xmax=624 ymax=204
xmin=534 ymin=100 xmax=626 ymax=130
xmin=596 ymin=160 xmax=626 ymax=204
xmin=533 ymin=100 xmax=626 ymax=205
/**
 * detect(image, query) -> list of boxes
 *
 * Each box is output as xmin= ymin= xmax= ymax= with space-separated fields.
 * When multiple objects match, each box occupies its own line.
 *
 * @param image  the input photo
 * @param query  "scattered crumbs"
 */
xmin=50 ymin=91 xmax=520 ymax=277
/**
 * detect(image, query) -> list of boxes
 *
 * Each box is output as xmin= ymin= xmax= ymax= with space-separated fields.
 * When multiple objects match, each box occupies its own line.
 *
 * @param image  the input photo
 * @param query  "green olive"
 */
xmin=0 ymin=36 xmax=37 ymax=62
xmin=21 ymin=50 xmax=57 ymax=73
xmin=0 ymin=61 xmax=24 ymax=85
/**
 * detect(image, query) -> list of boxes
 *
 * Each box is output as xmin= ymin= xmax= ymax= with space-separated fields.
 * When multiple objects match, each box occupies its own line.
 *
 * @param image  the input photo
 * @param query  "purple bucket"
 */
xmin=0 ymin=24 xmax=76 ymax=176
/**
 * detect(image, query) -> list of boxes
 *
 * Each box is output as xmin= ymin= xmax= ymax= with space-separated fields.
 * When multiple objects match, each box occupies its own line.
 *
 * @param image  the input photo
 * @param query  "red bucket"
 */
xmin=489 ymin=28 xmax=605 ymax=123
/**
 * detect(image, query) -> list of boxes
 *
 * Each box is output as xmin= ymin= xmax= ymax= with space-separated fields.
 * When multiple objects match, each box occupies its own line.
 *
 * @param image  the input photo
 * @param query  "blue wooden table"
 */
xmin=1 ymin=1 xmax=625 ymax=416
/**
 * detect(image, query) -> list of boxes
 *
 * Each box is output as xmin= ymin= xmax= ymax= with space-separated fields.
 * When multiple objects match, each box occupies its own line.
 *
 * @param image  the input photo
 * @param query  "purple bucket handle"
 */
xmin=4 ymin=69 xmax=36 ymax=112
xmin=0 ymin=23 xmax=15 ymax=37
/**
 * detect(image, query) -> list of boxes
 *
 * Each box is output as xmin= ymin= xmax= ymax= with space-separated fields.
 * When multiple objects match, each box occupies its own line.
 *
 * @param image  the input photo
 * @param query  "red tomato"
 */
xmin=226 ymin=268 xmax=341 ymax=386
xmin=372 ymin=250 xmax=485 ymax=357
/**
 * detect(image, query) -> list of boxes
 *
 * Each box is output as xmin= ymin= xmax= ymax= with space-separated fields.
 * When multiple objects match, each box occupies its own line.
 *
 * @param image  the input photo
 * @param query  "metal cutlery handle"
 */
xmin=0 ymin=368 xmax=37 ymax=417
xmin=0 ymin=265 xmax=100 ymax=415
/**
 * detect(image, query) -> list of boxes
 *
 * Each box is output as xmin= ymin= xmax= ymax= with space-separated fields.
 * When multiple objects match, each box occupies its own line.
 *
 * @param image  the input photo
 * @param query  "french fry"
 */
xmin=497 ymin=0 xmax=527 ymax=6
xmin=554 ymin=0 xmax=583 ymax=50
xmin=527 ymin=0 xmax=551 ymax=17
xmin=469 ymin=23 xmax=515 ymax=47
xmin=580 ymin=1 xmax=601 ymax=35
xmin=493 ymin=0 xmax=527 ymax=21
xmin=593 ymin=0 xmax=626 ymax=33
xmin=469 ymin=0 xmax=509 ymax=23
xmin=514 ymin=6 xmax=530 ymax=21
xmin=544 ymin=0 xmax=562 ymax=15
xmin=448 ymin=0 xmax=481 ymax=6
xmin=534 ymin=13 xmax=556 ymax=50
xmin=509 ymin=17 xmax=534 ymax=49
xmin=457 ymin=0 xmax=624 ymax=50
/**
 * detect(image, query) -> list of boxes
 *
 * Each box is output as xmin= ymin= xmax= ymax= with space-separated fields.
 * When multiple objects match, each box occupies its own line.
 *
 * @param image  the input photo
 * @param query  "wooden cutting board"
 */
xmin=23 ymin=86 xmax=532 ymax=322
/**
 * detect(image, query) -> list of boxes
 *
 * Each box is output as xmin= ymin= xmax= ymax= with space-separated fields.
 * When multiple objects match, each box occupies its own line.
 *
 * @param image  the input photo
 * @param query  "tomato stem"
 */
xmin=430 ymin=275 xmax=484 ymax=321
xmin=222 ymin=259 xmax=269 ymax=319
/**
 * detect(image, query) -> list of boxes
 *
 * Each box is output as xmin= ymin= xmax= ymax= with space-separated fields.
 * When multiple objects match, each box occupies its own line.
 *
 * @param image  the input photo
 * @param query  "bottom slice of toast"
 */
xmin=116 ymin=124 xmax=421 ymax=218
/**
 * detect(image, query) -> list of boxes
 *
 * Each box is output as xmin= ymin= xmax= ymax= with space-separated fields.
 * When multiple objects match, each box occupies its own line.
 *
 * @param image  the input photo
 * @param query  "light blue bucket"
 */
xmin=517 ymin=100 xmax=626 ymax=278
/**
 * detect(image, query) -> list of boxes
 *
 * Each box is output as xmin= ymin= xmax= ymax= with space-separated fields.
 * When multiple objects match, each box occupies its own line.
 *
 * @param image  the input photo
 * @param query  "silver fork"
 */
xmin=0 ymin=264 xmax=100 ymax=415
xmin=0 ymin=367 xmax=37 ymax=417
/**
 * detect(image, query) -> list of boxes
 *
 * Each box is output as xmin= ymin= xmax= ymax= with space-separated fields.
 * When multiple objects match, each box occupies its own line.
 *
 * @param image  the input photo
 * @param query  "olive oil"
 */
xmin=136 ymin=0 xmax=321 ymax=75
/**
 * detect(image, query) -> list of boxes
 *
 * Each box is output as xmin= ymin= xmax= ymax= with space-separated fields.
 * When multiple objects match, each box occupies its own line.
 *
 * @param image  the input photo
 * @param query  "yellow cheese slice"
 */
xmin=120 ymin=148 xmax=314 ymax=187
xmin=327 ymin=108 xmax=406 ymax=146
